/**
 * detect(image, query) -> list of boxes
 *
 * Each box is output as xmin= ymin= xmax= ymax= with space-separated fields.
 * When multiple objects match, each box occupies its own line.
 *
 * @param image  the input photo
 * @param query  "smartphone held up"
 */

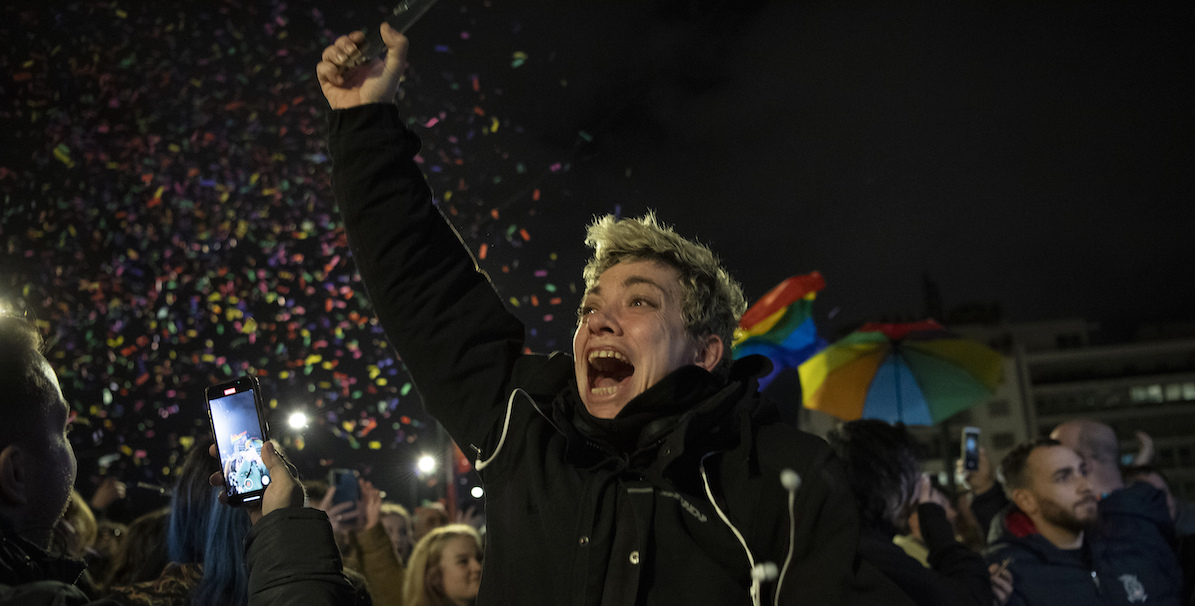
xmin=329 ymin=468 xmax=361 ymax=508
xmin=961 ymin=426 xmax=981 ymax=471
xmin=206 ymin=376 xmax=272 ymax=506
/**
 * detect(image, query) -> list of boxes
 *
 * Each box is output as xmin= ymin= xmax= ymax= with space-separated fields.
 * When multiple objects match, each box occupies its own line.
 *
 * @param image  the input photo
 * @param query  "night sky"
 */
xmin=440 ymin=1 xmax=1195 ymax=333
xmin=2 ymin=0 xmax=1192 ymax=506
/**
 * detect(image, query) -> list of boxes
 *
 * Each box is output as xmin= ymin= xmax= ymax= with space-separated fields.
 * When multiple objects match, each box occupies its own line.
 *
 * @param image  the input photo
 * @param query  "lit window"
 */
xmin=1146 ymin=385 xmax=1163 ymax=403
xmin=1165 ymin=384 xmax=1183 ymax=401
xmin=1184 ymin=383 xmax=1195 ymax=401
xmin=1130 ymin=386 xmax=1148 ymax=403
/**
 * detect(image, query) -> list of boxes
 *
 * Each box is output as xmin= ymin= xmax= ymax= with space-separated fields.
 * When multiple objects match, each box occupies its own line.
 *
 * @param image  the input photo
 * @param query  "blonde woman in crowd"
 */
xmin=402 ymin=524 xmax=482 ymax=606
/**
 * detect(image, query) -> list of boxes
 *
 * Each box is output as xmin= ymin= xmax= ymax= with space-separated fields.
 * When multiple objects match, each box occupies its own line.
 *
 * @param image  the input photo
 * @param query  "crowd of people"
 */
xmin=5 ymin=301 xmax=1192 ymax=606
xmin=2 ymin=18 xmax=1193 ymax=606
xmin=0 ymin=318 xmax=485 ymax=605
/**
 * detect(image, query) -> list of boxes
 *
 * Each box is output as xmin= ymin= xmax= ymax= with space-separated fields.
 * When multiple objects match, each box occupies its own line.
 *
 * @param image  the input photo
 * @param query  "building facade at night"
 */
xmin=952 ymin=319 xmax=1195 ymax=499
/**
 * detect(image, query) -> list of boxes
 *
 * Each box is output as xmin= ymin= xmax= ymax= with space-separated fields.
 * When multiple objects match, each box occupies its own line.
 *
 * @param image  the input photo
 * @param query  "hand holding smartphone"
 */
xmin=206 ymin=376 xmax=272 ymax=507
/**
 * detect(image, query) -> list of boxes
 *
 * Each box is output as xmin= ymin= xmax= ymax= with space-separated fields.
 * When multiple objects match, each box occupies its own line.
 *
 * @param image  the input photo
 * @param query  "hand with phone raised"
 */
xmin=955 ymin=444 xmax=996 ymax=496
xmin=208 ymin=440 xmax=305 ymax=525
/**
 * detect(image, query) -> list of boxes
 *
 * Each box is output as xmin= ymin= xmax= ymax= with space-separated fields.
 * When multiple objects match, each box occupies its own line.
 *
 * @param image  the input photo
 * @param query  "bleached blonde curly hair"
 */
xmin=582 ymin=212 xmax=747 ymax=372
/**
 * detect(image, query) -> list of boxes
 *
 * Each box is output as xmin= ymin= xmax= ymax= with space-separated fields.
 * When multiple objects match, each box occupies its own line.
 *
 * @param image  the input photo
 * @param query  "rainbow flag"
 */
xmin=732 ymin=272 xmax=827 ymax=390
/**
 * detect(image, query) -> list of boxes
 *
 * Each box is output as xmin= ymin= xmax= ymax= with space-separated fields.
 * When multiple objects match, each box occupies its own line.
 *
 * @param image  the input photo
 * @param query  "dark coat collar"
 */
xmin=556 ymin=355 xmax=772 ymax=459
xmin=0 ymin=526 xmax=85 ymax=588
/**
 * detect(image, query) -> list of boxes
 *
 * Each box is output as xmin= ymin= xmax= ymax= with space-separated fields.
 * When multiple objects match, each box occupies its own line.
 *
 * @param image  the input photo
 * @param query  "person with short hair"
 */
xmin=985 ymin=439 xmax=1182 ymax=605
xmin=316 ymin=24 xmax=904 ymax=605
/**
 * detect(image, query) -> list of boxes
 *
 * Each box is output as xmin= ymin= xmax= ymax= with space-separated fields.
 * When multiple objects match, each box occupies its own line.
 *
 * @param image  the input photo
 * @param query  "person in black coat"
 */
xmin=316 ymin=23 xmax=912 ymax=606
xmin=828 ymin=420 xmax=994 ymax=606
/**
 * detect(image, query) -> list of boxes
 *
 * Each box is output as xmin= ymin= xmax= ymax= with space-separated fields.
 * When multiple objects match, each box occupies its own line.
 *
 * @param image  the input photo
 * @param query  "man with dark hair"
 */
xmin=316 ymin=24 xmax=909 ymax=605
xmin=985 ymin=439 xmax=1182 ymax=605
xmin=0 ymin=315 xmax=358 ymax=604
xmin=828 ymin=420 xmax=992 ymax=606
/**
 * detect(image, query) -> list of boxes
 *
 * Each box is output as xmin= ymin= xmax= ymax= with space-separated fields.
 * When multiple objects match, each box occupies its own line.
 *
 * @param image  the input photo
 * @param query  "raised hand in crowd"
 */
xmin=454 ymin=505 xmax=483 ymax=530
xmin=317 ymin=485 xmax=363 ymax=535
xmin=89 ymin=476 xmax=128 ymax=512
xmin=316 ymin=23 xmax=408 ymax=110
xmin=915 ymin=473 xmax=951 ymax=509
xmin=957 ymin=445 xmax=996 ymax=496
xmin=1130 ymin=430 xmax=1155 ymax=467
xmin=358 ymin=479 xmax=384 ymax=533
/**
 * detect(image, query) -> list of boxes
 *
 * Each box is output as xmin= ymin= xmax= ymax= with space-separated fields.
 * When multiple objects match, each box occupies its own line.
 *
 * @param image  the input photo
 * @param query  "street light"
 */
xmin=287 ymin=411 xmax=309 ymax=430
xmin=416 ymin=454 xmax=437 ymax=475
xmin=470 ymin=486 xmax=485 ymax=499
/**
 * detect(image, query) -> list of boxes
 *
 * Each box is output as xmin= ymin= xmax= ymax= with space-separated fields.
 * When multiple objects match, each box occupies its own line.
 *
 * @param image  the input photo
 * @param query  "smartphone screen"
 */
xmin=962 ymin=426 xmax=981 ymax=471
xmin=206 ymin=377 xmax=271 ymax=505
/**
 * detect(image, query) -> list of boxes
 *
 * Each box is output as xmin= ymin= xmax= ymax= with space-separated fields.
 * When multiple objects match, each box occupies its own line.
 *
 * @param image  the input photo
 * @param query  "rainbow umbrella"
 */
xmin=797 ymin=319 xmax=1004 ymax=425
xmin=732 ymin=272 xmax=827 ymax=390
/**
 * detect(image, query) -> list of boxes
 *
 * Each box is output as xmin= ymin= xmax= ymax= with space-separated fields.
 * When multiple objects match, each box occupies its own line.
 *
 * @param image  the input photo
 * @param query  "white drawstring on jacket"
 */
xmin=700 ymin=452 xmax=801 ymax=606
xmin=474 ymin=388 xmax=526 ymax=472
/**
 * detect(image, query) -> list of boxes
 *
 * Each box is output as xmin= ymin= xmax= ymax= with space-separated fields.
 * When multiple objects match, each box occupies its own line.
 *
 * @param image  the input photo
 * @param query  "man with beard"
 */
xmin=985 ymin=439 xmax=1181 ymax=606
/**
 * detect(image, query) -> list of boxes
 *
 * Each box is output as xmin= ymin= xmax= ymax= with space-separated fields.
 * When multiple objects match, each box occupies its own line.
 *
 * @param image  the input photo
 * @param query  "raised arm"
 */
xmin=319 ymin=27 xmax=528 ymax=458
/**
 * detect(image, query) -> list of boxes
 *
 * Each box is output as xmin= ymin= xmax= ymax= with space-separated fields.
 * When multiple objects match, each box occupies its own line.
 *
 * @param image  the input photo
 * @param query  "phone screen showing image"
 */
xmin=962 ymin=427 xmax=980 ymax=471
xmin=208 ymin=384 xmax=270 ymax=503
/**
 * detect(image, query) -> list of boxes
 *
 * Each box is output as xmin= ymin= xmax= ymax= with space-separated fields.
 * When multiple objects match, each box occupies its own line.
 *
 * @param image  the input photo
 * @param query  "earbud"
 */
xmin=780 ymin=469 xmax=801 ymax=492
xmin=751 ymin=561 xmax=779 ymax=581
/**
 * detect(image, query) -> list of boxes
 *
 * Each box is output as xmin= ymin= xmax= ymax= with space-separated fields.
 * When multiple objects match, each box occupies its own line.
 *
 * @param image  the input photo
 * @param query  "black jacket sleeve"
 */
xmin=328 ymin=104 xmax=529 ymax=466
xmin=970 ymin=482 xmax=1010 ymax=544
xmin=244 ymin=508 xmax=359 ymax=605
xmin=859 ymin=505 xmax=992 ymax=606
xmin=919 ymin=503 xmax=993 ymax=606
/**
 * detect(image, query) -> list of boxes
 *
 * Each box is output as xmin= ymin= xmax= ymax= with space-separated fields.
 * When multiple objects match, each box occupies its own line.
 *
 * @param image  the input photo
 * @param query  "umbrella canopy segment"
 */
xmin=797 ymin=320 xmax=1005 ymax=425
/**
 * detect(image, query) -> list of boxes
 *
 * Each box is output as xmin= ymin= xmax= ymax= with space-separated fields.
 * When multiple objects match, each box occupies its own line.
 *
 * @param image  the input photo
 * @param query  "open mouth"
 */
xmin=587 ymin=349 xmax=635 ymax=396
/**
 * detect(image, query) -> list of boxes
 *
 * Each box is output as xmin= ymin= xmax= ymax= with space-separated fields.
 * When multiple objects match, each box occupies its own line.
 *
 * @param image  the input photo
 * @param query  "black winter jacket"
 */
xmin=328 ymin=103 xmax=911 ymax=606
xmin=984 ymin=485 xmax=1183 ymax=606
